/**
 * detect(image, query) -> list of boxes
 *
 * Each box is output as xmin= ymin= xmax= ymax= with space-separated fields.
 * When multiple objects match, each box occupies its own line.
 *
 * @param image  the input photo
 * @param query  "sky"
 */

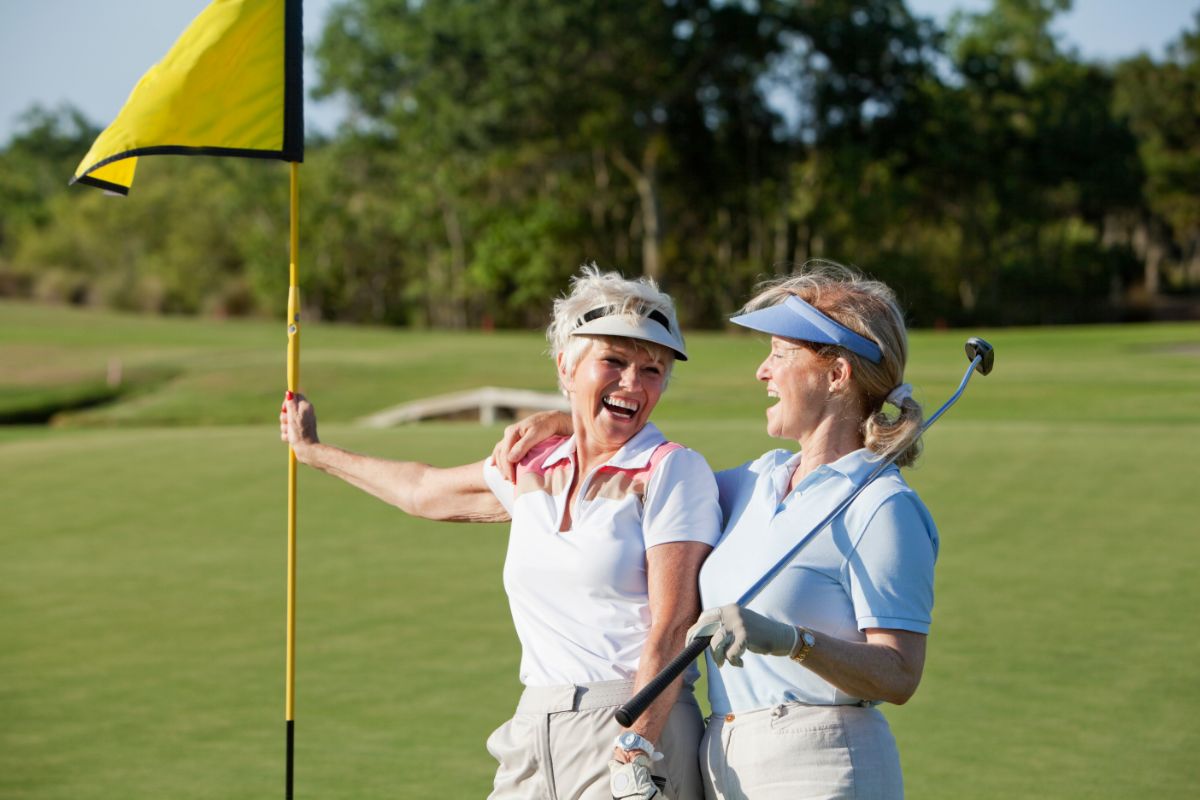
xmin=0 ymin=0 xmax=1196 ymax=147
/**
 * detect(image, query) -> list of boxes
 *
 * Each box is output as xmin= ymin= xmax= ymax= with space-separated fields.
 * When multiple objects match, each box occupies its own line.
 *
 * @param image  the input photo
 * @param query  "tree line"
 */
xmin=1 ymin=0 xmax=1197 ymax=329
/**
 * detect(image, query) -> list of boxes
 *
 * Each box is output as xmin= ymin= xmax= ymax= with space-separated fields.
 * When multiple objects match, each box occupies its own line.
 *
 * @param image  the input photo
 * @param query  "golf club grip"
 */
xmin=615 ymin=636 xmax=712 ymax=727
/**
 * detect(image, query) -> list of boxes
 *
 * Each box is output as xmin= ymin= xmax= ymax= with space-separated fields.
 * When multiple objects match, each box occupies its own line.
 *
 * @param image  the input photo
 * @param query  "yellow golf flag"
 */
xmin=72 ymin=0 xmax=303 ymax=194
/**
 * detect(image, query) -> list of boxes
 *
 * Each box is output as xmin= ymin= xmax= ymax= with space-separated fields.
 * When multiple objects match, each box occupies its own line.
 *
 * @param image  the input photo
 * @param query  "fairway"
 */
xmin=2 ymin=302 xmax=1199 ymax=798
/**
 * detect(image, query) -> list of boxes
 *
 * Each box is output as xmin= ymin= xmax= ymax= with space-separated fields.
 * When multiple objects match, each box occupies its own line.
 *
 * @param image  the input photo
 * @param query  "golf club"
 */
xmin=614 ymin=337 xmax=995 ymax=727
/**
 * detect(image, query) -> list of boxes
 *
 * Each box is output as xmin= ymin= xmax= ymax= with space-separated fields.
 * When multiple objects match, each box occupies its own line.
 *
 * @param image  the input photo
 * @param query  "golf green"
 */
xmin=2 ymin=303 xmax=1198 ymax=797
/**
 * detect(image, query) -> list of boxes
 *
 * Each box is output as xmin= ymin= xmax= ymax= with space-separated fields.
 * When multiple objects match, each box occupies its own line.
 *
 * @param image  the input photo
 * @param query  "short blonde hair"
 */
xmin=547 ymin=264 xmax=681 ymax=392
xmin=742 ymin=260 xmax=924 ymax=466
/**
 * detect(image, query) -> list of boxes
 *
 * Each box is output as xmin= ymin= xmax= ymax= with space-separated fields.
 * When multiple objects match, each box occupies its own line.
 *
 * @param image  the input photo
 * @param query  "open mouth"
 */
xmin=602 ymin=395 xmax=640 ymax=420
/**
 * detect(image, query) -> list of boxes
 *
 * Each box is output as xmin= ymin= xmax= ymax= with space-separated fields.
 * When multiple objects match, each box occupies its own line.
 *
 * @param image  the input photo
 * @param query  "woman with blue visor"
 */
xmin=495 ymin=262 xmax=938 ymax=799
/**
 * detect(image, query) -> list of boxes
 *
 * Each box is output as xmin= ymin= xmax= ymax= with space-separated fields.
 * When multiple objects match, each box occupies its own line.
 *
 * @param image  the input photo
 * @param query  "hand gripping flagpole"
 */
xmin=613 ymin=338 xmax=996 ymax=728
xmin=285 ymin=162 xmax=300 ymax=799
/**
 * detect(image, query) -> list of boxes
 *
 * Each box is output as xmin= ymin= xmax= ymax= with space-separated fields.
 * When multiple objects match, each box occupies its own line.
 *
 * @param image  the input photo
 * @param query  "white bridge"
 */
xmin=358 ymin=386 xmax=569 ymax=427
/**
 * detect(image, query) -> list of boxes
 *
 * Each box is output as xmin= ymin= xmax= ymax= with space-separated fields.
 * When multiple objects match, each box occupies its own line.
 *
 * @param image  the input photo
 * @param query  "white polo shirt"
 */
xmin=700 ymin=448 xmax=939 ymax=713
xmin=483 ymin=422 xmax=721 ymax=687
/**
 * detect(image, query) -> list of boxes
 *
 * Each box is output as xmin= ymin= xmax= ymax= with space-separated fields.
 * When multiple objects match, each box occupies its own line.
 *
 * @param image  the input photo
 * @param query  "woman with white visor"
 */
xmin=494 ymin=263 xmax=939 ymax=799
xmin=280 ymin=265 xmax=720 ymax=799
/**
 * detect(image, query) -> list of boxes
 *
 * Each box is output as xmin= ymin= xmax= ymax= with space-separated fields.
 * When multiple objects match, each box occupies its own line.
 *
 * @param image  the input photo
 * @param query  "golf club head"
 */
xmin=965 ymin=337 xmax=994 ymax=375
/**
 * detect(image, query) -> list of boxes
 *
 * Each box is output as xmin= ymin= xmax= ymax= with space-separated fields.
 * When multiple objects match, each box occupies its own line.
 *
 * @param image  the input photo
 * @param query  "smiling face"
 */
xmin=755 ymin=336 xmax=841 ymax=442
xmin=559 ymin=336 xmax=669 ymax=457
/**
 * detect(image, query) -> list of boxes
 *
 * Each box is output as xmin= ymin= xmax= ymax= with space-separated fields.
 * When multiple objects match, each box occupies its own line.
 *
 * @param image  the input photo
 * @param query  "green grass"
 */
xmin=2 ymin=300 xmax=1199 ymax=798
xmin=4 ymin=299 xmax=1199 ymax=428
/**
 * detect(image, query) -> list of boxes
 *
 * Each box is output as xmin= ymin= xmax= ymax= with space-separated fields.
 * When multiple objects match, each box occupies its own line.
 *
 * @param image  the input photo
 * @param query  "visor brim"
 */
xmin=571 ymin=316 xmax=688 ymax=361
xmin=730 ymin=297 xmax=882 ymax=363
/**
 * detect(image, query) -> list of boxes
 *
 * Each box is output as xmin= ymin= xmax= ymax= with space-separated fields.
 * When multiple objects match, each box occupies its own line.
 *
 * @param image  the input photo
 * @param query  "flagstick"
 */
xmin=285 ymin=161 xmax=300 ymax=799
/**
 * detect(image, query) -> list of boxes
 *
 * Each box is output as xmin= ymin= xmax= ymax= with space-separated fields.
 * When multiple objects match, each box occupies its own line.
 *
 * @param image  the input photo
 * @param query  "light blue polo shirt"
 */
xmin=698 ymin=448 xmax=938 ymax=714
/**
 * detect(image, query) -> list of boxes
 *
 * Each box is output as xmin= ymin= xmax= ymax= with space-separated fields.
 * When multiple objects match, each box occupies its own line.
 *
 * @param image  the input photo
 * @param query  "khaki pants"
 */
xmin=700 ymin=703 xmax=903 ymax=800
xmin=487 ymin=679 xmax=704 ymax=800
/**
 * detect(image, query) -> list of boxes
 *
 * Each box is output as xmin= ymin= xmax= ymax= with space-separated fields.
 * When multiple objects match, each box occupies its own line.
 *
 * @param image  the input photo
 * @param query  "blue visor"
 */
xmin=730 ymin=295 xmax=883 ymax=363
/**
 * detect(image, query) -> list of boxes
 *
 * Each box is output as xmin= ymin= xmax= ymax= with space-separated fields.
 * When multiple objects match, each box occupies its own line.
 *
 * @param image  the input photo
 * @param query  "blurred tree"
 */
xmin=0 ymin=1 xmax=1191 ymax=327
xmin=10 ymin=154 xmax=288 ymax=314
xmin=904 ymin=0 xmax=1142 ymax=322
xmin=1114 ymin=13 xmax=1200 ymax=295
xmin=0 ymin=105 xmax=99 ymax=263
xmin=313 ymin=0 xmax=940 ymax=325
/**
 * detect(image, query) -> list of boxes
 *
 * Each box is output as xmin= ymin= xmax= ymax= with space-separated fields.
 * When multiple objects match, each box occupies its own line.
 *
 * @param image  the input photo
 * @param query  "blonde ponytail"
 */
xmin=863 ymin=394 xmax=924 ymax=468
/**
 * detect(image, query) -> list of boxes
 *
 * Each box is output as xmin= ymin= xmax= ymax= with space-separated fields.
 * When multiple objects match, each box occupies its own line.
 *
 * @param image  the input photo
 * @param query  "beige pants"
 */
xmin=487 ymin=679 xmax=704 ymax=800
xmin=700 ymin=703 xmax=903 ymax=800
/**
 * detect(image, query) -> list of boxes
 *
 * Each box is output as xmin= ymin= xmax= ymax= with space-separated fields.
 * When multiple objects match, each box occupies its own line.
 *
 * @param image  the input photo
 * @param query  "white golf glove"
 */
xmin=609 ymin=754 xmax=666 ymax=799
xmin=685 ymin=604 xmax=799 ymax=668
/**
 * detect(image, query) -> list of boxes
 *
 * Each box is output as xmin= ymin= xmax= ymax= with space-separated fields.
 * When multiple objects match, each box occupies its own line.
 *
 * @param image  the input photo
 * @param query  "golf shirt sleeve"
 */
xmin=482 ymin=458 xmax=516 ymax=515
xmin=845 ymin=491 xmax=938 ymax=634
xmin=642 ymin=448 xmax=722 ymax=549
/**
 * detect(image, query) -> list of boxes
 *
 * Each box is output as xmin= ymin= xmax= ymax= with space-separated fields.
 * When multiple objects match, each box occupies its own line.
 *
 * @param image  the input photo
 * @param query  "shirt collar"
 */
xmin=774 ymin=447 xmax=889 ymax=492
xmin=540 ymin=422 xmax=666 ymax=471
xmin=829 ymin=448 xmax=892 ymax=485
xmin=541 ymin=436 xmax=576 ymax=470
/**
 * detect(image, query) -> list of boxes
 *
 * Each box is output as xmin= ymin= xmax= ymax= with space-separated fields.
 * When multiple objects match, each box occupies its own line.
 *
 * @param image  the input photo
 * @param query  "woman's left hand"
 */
xmin=685 ymin=604 xmax=799 ymax=668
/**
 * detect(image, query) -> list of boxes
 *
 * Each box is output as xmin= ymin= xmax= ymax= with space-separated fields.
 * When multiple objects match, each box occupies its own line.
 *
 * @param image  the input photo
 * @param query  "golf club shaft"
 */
xmin=614 ymin=352 xmax=985 ymax=728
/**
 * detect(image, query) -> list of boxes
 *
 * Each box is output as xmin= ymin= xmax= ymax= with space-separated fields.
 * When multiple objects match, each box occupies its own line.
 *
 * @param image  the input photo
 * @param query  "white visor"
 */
xmin=570 ymin=306 xmax=688 ymax=361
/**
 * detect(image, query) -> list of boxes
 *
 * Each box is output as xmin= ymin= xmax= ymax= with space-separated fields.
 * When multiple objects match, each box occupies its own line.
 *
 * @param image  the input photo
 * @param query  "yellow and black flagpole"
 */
xmin=69 ymin=2 xmax=308 ymax=796
xmin=285 ymin=160 xmax=300 ymax=798
xmin=282 ymin=3 xmax=305 ymax=795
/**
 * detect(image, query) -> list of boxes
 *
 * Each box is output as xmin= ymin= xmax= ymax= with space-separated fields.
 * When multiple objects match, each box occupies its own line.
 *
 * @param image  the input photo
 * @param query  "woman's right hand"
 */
xmin=686 ymin=604 xmax=802 ymax=668
xmin=490 ymin=410 xmax=573 ymax=481
xmin=279 ymin=391 xmax=320 ymax=462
